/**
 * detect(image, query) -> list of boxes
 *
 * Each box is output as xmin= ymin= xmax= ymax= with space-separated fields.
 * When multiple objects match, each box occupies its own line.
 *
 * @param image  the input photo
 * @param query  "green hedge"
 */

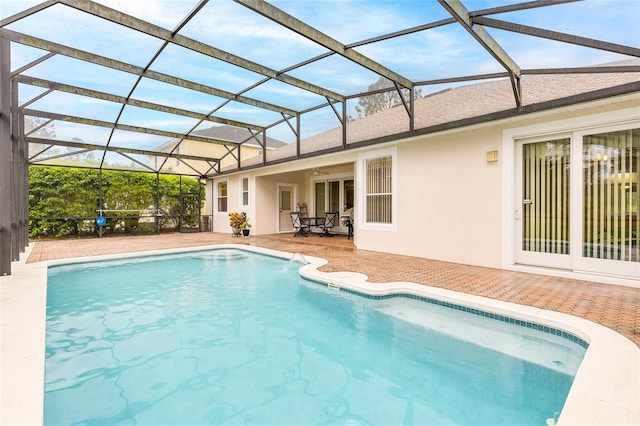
xmin=29 ymin=167 xmax=204 ymax=238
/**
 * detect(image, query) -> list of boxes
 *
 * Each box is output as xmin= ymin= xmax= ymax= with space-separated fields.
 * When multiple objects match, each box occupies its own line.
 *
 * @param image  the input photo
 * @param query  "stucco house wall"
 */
xmin=255 ymin=171 xmax=307 ymax=234
xmin=207 ymin=64 xmax=639 ymax=285
xmin=358 ymin=96 xmax=639 ymax=272
xmin=356 ymin=125 xmax=504 ymax=268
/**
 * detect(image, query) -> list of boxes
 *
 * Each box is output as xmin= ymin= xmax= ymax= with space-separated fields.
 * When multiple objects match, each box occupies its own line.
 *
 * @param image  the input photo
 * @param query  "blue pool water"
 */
xmin=45 ymin=249 xmax=586 ymax=425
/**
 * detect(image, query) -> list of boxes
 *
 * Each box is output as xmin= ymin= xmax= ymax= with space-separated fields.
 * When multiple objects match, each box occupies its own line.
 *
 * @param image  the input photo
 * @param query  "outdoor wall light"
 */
xmin=486 ymin=149 xmax=498 ymax=163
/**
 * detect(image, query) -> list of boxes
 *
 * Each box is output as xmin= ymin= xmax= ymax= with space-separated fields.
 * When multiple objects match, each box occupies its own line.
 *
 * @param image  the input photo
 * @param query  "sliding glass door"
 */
xmin=515 ymin=126 xmax=639 ymax=279
xmin=314 ymin=181 xmax=340 ymax=217
xmin=516 ymin=138 xmax=572 ymax=268
xmin=577 ymin=128 xmax=639 ymax=277
xmin=313 ymin=177 xmax=354 ymax=232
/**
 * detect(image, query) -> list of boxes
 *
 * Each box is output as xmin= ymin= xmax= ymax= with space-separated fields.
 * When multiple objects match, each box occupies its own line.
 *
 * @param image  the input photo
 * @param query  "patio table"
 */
xmin=302 ymin=217 xmax=323 ymax=227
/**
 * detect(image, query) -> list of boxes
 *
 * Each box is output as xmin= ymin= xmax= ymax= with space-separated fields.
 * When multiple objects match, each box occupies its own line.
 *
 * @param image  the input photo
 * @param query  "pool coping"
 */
xmin=1 ymin=244 xmax=638 ymax=426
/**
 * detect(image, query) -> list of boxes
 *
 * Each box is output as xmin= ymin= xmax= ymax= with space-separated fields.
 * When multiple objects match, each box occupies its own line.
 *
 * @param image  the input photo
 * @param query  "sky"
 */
xmin=1 ymin=0 xmax=639 ymax=162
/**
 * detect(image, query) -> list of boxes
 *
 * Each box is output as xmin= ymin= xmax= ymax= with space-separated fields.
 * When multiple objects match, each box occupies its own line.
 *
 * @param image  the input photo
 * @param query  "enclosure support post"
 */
xmin=410 ymin=87 xmax=415 ymax=133
xmin=210 ymin=178 xmax=214 ymax=231
xmin=296 ymin=113 xmax=301 ymax=158
xmin=98 ymin=169 xmax=103 ymax=238
xmin=198 ymin=178 xmax=204 ymax=232
xmin=11 ymin=79 xmax=23 ymax=262
xmin=342 ymin=101 xmax=347 ymax=148
xmin=178 ymin=175 xmax=183 ymax=232
xmin=155 ymin=172 xmax=160 ymax=234
xmin=18 ymin=109 xmax=28 ymax=252
xmin=0 ymin=34 xmax=12 ymax=274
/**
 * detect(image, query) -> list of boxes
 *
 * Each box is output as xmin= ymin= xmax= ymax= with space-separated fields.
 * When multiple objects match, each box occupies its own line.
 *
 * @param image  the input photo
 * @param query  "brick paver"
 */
xmin=27 ymin=232 xmax=639 ymax=347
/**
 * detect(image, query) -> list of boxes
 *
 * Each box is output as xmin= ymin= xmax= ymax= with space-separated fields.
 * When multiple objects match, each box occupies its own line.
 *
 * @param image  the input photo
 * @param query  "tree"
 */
xmin=25 ymin=116 xmax=58 ymax=159
xmin=25 ymin=116 xmax=56 ymax=138
xmin=56 ymin=137 xmax=98 ymax=165
xmin=351 ymin=77 xmax=422 ymax=120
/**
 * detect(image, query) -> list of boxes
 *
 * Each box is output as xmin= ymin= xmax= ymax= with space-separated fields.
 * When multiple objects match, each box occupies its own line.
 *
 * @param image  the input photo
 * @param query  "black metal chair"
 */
xmin=319 ymin=211 xmax=339 ymax=237
xmin=290 ymin=211 xmax=310 ymax=237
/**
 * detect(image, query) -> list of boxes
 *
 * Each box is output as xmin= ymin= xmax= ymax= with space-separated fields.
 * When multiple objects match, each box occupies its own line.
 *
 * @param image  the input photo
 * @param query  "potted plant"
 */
xmin=240 ymin=218 xmax=252 ymax=236
xmin=228 ymin=212 xmax=244 ymax=237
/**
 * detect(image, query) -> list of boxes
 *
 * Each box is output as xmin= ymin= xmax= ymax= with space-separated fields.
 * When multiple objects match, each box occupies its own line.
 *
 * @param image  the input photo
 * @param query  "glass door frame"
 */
xmin=276 ymin=183 xmax=298 ymax=233
xmin=514 ymin=134 xmax=573 ymax=269
xmin=310 ymin=172 xmax=354 ymax=234
xmin=572 ymin=123 xmax=640 ymax=279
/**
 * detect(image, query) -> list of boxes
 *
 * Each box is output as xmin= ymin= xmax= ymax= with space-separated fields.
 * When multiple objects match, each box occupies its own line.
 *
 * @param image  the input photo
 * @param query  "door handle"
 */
xmin=523 ymin=199 xmax=533 ymax=205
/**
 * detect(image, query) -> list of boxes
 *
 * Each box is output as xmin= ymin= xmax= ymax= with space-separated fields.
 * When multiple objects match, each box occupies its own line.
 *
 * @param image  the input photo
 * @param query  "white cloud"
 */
xmin=46 ymin=121 xmax=112 ymax=144
xmin=93 ymin=0 xmax=198 ymax=29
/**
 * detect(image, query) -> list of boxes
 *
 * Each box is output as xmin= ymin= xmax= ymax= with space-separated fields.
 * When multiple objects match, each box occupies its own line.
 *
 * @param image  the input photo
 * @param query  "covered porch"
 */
xmin=211 ymin=161 xmax=356 ymax=238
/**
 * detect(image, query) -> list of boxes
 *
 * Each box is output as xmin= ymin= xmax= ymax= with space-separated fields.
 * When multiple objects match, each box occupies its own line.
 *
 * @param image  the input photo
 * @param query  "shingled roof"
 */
xmin=237 ymin=59 xmax=639 ymax=168
xmin=192 ymin=125 xmax=287 ymax=150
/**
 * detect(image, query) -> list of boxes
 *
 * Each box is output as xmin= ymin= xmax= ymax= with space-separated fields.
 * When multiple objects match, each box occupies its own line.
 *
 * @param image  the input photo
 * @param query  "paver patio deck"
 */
xmin=26 ymin=232 xmax=639 ymax=347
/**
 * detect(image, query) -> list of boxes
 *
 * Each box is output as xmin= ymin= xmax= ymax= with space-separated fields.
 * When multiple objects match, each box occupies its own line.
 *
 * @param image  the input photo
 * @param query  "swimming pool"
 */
xmin=44 ymin=248 xmax=587 ymax=425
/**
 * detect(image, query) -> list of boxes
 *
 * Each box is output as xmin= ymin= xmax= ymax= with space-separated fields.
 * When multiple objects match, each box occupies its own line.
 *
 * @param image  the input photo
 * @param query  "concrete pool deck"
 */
xmin=1 ymin=233 xmax=639 ymax=425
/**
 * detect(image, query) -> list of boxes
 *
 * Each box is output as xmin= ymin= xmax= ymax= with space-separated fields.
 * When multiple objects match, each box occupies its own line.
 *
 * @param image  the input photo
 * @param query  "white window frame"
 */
xmin=358 ymin=147 xmax=397 ymax=232
xmin=513 ymin=133 xmax=573 ymax=270
xmin=215 ymin=179 xmax=228 ymax=214
xmin=240 ymin=176 xmax=250 ymax=208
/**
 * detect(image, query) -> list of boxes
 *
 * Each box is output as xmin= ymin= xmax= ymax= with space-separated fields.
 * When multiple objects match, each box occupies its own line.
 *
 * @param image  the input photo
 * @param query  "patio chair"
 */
xmin=340 ymin=208 xmax=354 ymax=240
xmin=298 ymin=202 xmax=308 ymax=220
xmin=319 ymin=211 xmax=339 ymax=237
xmin=290 ymin=211 xmax=310 ymax=237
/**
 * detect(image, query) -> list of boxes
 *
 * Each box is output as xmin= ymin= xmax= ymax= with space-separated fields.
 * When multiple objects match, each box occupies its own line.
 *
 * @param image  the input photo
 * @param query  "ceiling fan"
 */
xmin=311 ymin=167 xmax=329 ymax=175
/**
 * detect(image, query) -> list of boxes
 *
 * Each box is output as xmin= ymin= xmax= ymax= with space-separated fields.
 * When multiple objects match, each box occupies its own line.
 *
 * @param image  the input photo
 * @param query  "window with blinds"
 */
xmin=522 ymin=139 xmax=571 ymax=255
xmin=365 ymin=156 xmax=392 ymax=224
xmin=217 ymin=181 xmax=227 ymax=212
xmin=583 ymin=128 xmax=639 ymax=262
xmin=241 ymin=178 xmax=249 ymax=206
